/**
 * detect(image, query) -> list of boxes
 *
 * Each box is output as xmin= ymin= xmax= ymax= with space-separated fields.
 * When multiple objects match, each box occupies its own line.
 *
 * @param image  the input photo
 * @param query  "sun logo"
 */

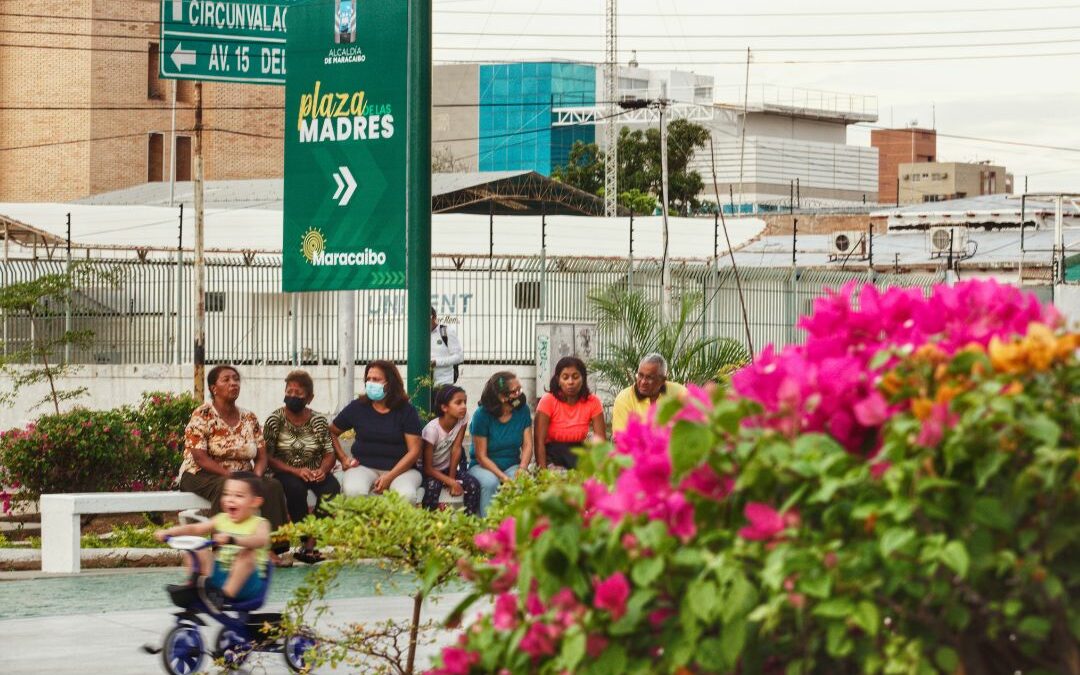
xmin=301 ymin=228 xmax=325 ymax=263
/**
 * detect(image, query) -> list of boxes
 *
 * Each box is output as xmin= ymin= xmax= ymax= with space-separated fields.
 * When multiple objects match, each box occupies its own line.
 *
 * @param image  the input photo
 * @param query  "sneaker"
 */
xmin=293 ymin=547 xmax=325 ymax=565
xmin=197 ymin=575 xmax=226 ymax=613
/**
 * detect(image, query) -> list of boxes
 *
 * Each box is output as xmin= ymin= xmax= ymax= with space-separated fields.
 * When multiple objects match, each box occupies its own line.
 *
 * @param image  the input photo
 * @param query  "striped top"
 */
xmin=263 ymin=408 xmax=334 ymax=470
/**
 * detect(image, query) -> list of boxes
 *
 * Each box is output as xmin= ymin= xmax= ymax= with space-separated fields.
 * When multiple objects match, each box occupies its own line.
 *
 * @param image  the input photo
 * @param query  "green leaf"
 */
xmin=852 ymin=601 xmax=880 ymax=637
xmin=971 ymin=497 xmax=1012 ymax=530
xmin=592 ymin=643 xmax=628 ymax=675
xmin=720 ymin=618 xmax=748 ymax=667
xmin=722 ymin=575 xmax=758 ymax=623
xmin=799 ymin=575 xmax=832 ymax=600
xmin=813 ymin=598 xmax=855 ymax=619
xmin=940 ymin=541 xmax=970 ymax=579
xmin=934 ymin=646 xmax=960 ymax=672
xmin=1024 ymin=414 xmax=1061 ymax=446
xmin=974 ymin=451 xmax=1009 ymax=490
xmin=826 ymin=621 xmax=854 ymax=657
xmin=1017 ymin=616 xmax=1052 ymax=640
xmin=631 ymin=556 xmax=665 ymax=587
xmin=559 ymin=628 xmax=586 ymax=672
xmin=655 ymin=396 xmax=684 ymax=426
xmin=686 ymin=579 xmax=720 ymax=622
xmin=695 ymin=637 xmax=727 ymax=672
xmin=879 ymin=528 xmax=917 ymax=557
xmin=670 ymin=421 xmax=713 ymax=476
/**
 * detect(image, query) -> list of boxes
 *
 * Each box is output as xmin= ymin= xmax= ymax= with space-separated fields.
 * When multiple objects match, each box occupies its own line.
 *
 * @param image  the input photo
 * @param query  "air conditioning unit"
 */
xmin=928 ymin=227 xmax=968 ymax=256
xmin=829 ymin=231 xmax=867 ymax=259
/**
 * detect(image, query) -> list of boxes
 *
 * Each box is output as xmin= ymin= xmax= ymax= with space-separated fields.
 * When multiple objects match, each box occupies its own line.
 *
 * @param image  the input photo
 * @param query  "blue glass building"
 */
xmin=478 ymin=62 xmax=596 ymax=175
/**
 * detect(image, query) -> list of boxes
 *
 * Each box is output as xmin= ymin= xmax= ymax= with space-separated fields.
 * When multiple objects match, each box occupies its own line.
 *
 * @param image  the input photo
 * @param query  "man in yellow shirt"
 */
xmin=611 ymin=354 xmax=687 ymax=433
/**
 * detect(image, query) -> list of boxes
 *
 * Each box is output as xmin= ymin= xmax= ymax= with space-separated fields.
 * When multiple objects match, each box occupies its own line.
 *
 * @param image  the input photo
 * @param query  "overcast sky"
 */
xmin=431 ymin=0 xmax=1080 ymax=194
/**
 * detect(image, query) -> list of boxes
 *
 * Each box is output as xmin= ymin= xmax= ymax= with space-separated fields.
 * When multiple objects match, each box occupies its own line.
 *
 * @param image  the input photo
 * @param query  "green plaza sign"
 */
xmin=282 ymin=0 xmax=407 ymax=291
xmin=159 ymin=0 xmax=289 ymax=84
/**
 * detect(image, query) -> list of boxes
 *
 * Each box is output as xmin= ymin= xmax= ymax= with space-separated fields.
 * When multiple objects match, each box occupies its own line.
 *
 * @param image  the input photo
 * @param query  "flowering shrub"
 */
xmin=432 ymin=280 xmax=1080 ymax=674
xmin=0 ymin=391 xmax=198 ymax=508
xmin=125 ymin=391 xmax=200 ymax=491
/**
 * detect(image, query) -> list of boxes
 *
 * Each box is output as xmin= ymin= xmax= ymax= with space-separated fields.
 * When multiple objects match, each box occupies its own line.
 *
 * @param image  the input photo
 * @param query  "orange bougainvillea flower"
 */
xmin=911 ymin=397 xmax=934 ymax=421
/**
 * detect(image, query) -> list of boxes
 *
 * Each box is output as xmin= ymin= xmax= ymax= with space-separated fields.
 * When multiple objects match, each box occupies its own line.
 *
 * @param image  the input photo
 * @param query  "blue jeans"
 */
xmin=468 ymin=464 xmax=519 ymax=517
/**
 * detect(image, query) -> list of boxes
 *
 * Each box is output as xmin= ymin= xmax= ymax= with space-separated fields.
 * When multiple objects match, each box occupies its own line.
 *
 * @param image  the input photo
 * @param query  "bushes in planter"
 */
xmin=432 ymin=280 xmax=1080 ymax=675
xmin=0 ymin=391 xmax=199 ymax=506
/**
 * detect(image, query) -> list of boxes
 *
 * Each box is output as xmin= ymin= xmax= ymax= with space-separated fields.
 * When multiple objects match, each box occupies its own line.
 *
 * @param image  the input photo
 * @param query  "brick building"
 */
xmin=0 ymin=1 xmax=284 ymax=202
xmin=870 ymin=127 xmax=937 ymax=206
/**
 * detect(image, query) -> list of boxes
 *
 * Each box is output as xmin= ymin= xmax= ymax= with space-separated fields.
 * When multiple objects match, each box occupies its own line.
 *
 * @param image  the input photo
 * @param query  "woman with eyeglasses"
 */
xmin=467 ymin=371 xmax=533 ymax=516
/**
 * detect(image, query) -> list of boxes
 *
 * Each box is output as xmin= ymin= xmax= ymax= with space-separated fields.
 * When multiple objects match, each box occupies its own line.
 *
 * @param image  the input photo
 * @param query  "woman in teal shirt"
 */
xmin=468 ymin=371 xmax=533 ymax=516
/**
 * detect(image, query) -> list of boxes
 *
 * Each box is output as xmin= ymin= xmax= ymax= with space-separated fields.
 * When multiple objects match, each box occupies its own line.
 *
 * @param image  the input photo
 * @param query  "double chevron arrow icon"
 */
xmin=331 ymin=166 xmax=357 ymax=206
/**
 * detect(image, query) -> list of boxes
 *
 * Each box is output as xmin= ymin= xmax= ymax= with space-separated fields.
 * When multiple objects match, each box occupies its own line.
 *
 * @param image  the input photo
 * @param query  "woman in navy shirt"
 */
xmin=467 ymin=371 xmax=533 ymax=516
xmin=330 ymin=360 xmax=424 ymax=499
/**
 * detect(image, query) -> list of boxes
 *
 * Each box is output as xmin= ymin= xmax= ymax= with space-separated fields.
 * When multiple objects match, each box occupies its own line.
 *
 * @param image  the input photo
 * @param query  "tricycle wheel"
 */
xmin=283 ymin=631 xmax=318 ymax=672
xmin=214 ymin=626 xmax=252 ymax=668
xmin=161 ymin=624 xmax=205 ymax=675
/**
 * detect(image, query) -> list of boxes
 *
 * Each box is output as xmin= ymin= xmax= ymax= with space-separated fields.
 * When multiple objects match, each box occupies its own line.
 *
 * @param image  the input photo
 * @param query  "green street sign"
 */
xmin=159 ymin=0 xmax=288 ymax=84
xmin=282 ymin=0 xmax=407 ymax=292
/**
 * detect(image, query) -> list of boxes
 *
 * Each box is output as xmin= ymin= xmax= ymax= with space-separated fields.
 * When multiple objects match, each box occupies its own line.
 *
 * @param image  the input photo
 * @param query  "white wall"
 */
xmin=0 ymin=363 xmax=539 ymax=430
xmin=1054 ymin=285 xmax=1080 ymax=330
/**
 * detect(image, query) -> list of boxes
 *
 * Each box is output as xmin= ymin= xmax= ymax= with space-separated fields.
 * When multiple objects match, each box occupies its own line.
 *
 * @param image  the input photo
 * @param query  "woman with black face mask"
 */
xmin=467 ymin=371 xmax=534 ymax=517
xmin=263 ymin=370 xmax=341 ymax=564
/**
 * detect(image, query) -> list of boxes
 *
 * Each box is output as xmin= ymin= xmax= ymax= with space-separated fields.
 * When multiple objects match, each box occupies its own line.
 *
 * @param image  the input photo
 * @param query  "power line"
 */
xmin=432 ymin=38 xmax=1080 ymax=53
xmin=434 ymin=25 xmax=1080 ymax=39
xmin=433 ymin=3 xmax=1080 ymax=17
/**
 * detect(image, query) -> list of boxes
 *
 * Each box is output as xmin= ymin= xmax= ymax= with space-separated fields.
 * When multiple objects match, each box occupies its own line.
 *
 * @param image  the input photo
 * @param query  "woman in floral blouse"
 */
xmin=178 ymin=365 xmax=288 ymax=531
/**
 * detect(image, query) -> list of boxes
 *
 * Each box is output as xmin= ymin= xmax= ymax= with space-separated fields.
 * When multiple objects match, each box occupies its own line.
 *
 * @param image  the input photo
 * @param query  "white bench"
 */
xmin=40 ymin=492 xmax=210 ymax=574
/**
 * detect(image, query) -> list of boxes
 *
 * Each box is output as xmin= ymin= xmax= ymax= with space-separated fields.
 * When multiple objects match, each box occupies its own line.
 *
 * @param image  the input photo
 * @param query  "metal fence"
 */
xmin=0 ymin=254 xmax=943 ymax=366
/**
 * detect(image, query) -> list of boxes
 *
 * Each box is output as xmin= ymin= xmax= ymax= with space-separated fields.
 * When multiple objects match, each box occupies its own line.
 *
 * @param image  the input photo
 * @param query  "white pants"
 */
xmin=341 ymin=466 xmax=423 ymax=500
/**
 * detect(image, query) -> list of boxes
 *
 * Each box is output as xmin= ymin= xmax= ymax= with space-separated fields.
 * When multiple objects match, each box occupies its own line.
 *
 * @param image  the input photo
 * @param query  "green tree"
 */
xmin=0 ymin=273 xmax=94 ymax=414
xmin=618 ymin=188 xmax=657 ymax=215
xmin=587 ymin=285 xmax=749 ymax=391
xmin=552 ymin=123 xmax=710 ymax=215
xmin=551 ymin=140 xmax=605 ymax=196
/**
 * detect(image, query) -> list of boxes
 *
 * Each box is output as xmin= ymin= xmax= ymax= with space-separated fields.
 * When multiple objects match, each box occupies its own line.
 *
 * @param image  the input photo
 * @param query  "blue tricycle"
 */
xmin=143 ymin=536 xmax=316 ymax=674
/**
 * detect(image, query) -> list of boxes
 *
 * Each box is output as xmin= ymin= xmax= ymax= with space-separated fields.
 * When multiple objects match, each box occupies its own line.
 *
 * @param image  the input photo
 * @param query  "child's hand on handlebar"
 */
xmin=212 ymin=532 xmax=234 ymax=546
xmin=153 ymin=529 xmax=170 ymax=543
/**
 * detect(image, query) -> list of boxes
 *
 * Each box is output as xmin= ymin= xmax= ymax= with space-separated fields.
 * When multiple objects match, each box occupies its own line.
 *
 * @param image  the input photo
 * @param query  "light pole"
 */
xmin=619 ymin=96 xmax=671 ymax=321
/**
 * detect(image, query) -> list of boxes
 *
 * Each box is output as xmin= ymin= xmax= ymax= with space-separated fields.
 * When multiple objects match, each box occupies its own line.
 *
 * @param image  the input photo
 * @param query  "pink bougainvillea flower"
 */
xmin=586 ymin=634 xmax=609 ymax=658
xmin=474 ymin=517 xmax=516 ymax=563
xmin=593 ymin=572 xmax=630 ymax=620
xmin=738 ymin=502 xmax=800 ymax=542
xmin=530 ymin=519 xmax=550 ymax=540
xmin=672 ymin=384 xmax=712 ymax=424
xmin=853 ymin=391 xmax=889 ymax=427
xmin=519 ymin=622 xmax=559 ymax=659
xmin=493 ymin=593 xmax=519 ymax=631
xmin=648 ymin=607 xmax=674 ymax=629
xmin=679 ymin=465 xmax=735 ymax=502
xmin=431 ymin=646 xmax=480 ymax=675
xmin=916 ymin=402 xmax=958 ymax=447
xmin=489 ymin=562 xmax=519 ymax=594
xmin=525 ymin=588 xmax=546 ymax=616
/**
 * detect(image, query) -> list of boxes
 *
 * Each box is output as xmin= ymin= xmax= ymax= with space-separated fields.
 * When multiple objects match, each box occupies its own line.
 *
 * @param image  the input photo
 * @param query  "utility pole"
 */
xmin=737 ymin=48 xmax=751 ymax=214
xmin=603 ymin=0 xmax=618 ymax=217
xmin=65 ymin=213 xmax=72 ymax=363
xmin=175 ymin=205 xmax=183 ymax=366
xmin=193 ymin=81 xmax=206 ymax=400
xmin=169 ymin=80 xmax=178 ymax=207
xmin=658 ymin=100 xmax=671 ymax=322
xmin=405 ymin=0 xmax=433 ymax=413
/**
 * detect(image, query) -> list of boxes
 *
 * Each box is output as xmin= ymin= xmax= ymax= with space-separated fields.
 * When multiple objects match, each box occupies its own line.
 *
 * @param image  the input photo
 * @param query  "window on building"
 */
xmin=911 ymin=174 xmax=920 ymax=183
xmin=902 ymin=174 xmax=910 ymax=181
xmin=177 ymin=80 xmax=195 ymax=104
xmin=175 ymin=136 xmax=192 ymax=181
xmin=147 ymin=43 xmax=165 ymax=100
xmin=514 ymin=281 xmax=541 ymax=310
xmin=147 ymin=133 xmax=164 ymax=182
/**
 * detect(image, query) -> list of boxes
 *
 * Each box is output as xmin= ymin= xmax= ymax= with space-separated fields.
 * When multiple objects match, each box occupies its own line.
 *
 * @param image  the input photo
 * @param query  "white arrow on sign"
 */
xmin=171 ymin=43 xmax=197 ymax=70
xmin=332 ymin=166 xmax=357 ymax=206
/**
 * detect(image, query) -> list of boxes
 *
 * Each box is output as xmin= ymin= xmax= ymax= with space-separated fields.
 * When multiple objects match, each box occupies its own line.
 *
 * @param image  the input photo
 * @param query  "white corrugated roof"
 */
xmin=0 ymin=201 xmax=767 ymax=258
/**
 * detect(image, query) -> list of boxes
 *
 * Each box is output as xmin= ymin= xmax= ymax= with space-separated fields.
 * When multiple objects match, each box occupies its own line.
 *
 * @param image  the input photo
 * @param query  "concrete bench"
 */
xmin=40 ymin=491 xmax=210 ymax=574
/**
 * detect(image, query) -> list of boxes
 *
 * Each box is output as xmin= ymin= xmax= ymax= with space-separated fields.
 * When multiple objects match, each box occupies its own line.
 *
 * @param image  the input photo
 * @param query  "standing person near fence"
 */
xmin=430 ymin=306 xmax=464 ymax=409
xmin=420 ymin=385 xmax=481 ymax=515
xmin=535 ymin=357 xmax=606 ymax=470
xmin=178 ymin=365 xmax=290 ymax=563
xmin=330 ymin=360 xmax=424 ymax=499
xmin=263 ymin=370 xmax=341 ymax=564
xmin=468 ymin=372 xmax=533 ymax=517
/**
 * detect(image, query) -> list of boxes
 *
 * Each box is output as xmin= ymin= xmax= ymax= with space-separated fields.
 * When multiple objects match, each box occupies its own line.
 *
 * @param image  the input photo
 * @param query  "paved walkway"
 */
xmin=0 ymin=587 xmax=466 ymax=674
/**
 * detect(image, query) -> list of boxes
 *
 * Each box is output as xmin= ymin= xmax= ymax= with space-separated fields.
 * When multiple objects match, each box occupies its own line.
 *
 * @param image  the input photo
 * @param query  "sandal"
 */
xmin=293 ymin=547 xmax=325 ymax=565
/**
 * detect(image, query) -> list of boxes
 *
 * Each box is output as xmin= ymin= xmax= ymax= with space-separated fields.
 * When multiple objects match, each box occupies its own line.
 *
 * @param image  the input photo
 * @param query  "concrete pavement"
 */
xmin=0 ymin=590 xmax=467 ymax=674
